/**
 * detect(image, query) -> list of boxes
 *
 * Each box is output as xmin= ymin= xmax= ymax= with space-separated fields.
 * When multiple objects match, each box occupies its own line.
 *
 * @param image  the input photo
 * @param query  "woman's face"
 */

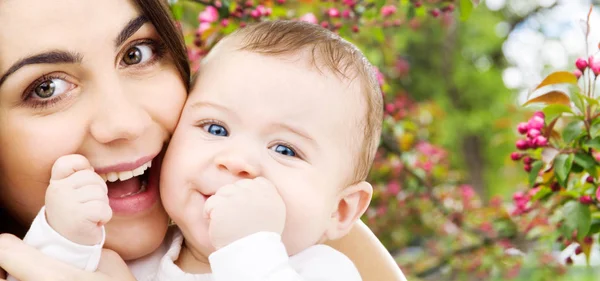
xmin=0 ymin=0 xmax=187 ymax=260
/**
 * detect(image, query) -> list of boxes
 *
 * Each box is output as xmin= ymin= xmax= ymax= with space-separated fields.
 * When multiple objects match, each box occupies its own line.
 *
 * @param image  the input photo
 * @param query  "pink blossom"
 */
xmin=376 ymin=206 xmax=387 ymax=216
xmin=198 ymin=6 xmax=219 ymax=23
xmin=197 ymin=22 xmax=212 ymax=34
xmin=256 ymin=5 xmax=269 ymax=16
xmin=250 ymin=9 xmax=261 ymax=18
xmin=460 ymin=185 xmax=475 ymax=202
xmin=387 ymin=181 xmax=401 ymax=195
xmin=574 ymin=69 xmax=583 ymax=79
xmin=342 ymin=0 xmax=355 ymax=6
xmin=596 ymin=186 xmax=600 ymax=202
xmin=342 ymin=9 xmax=352 ymax=19
xmin=381 ymin=5 xmax=397 ymax=17
xmin=299 ymin=13 xmax=318 ymax=24
xmin=328 ymin=8 xmax=340 ymax=18
xmin=385 ymin=103 xmax=395 ymax=114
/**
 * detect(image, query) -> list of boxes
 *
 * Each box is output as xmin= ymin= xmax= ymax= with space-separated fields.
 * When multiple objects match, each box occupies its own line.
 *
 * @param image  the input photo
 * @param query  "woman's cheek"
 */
xmin=0 ymin=114 xmax=85 ymax=224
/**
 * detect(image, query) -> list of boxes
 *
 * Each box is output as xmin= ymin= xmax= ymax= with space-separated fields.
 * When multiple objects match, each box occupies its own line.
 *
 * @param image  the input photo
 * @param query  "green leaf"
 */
xmin=563 ymin=201 xmax=592 ymax=240
xmin=563 ymin=121 xmax=584 ymax=144
xmin=572 ymin=92 xmax=586 ymax=114
xmin=170 ymin=2 xmax=184 ymax=21
xmin=542 ymin=104 xmax=572 ymax=121
xmin=591 ymin=122 xmax=600 ymax=139
xmin=589 ymin=218 xmax=600 ymax=234
xmin=554 ymin=154 xmax=574 ymax=187
xmin=584 ymin=96 xmax=600 ymax=106
xmin=407 ymin=5 xmax=416 ymax=19
xmin=531 ymin=186 xmax=552 ymax=201
xmin=574 ymin=152 xmax=598 ymax=177
xmin=371 ymin=28 xmax=385 ymax=43
xmin=584 ymin=137 xmax=600 ymax=151
xmin=529 ymin=161 xmax=543 ymax=187
xmin=459 ymin=0 xmax=474 ymax=21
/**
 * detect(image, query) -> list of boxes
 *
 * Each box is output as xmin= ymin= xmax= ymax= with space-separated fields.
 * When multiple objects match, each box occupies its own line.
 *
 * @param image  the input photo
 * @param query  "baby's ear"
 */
xmin=324 ymin=181 xmax=373 ymax=240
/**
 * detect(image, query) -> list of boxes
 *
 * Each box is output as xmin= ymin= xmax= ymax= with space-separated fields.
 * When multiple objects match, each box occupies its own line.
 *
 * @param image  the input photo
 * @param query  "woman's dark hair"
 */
xmin=0 ymin=0 xmax=191 ymax=237
xmin=134 ymin=0 xmax=191 ymax=89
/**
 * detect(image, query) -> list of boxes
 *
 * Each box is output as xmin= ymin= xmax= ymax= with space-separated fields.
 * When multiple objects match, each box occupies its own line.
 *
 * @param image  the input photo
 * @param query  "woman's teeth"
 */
xmin=98 ymin=160 xmax=152 ymax=182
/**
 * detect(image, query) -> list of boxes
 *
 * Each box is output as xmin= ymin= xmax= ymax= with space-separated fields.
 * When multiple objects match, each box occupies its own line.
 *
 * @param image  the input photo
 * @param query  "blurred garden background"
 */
xmin=170 ymin=0 xmax=600 ymax=280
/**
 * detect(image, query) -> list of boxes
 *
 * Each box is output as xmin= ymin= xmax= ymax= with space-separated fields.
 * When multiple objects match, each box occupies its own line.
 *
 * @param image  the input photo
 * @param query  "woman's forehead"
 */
xmin=0 ymin=0 xmax=140 ymax=71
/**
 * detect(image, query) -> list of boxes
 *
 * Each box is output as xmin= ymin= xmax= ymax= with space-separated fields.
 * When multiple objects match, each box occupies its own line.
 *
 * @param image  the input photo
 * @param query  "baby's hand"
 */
xmin=45 ymin=154 xmax=112 ymax=246
xmin=203 ymin=177 xmax=286 ymax=249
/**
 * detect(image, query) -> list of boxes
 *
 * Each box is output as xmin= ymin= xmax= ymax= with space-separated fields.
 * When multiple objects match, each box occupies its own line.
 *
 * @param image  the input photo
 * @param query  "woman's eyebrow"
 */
xmin=114 ymin=15 xmax=148 ymax=48
xmin=0 ymin=50 xmax=82 ymax=88
xmin=0 ymin=15 xmax=149 ymax=89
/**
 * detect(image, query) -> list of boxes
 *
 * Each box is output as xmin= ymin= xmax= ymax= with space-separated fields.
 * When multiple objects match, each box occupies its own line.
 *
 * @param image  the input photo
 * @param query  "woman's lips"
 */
xmin=107 ymin=153 xmax=163 ymax=215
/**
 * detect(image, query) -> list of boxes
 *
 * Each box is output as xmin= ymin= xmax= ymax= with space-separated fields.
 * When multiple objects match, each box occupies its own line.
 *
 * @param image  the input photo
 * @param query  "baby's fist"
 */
xmin=45 ymin=155 xmax=111 ymax=246
xmin=204 ymin=177 xmax=286 ymax=249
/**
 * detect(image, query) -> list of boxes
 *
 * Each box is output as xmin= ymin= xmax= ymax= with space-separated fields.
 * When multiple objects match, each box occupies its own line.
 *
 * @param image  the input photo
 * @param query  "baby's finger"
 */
xmin=213 ymin=183 xmax=238 ymax=197
xmin=75 ymin=185 xmax=109 ymax=204
xmin=203 ymin=195 xmax=226 ymax=219
xmin=84 ymin=201 xmax=113 ymax=226
xmin=60 ymin=170 xmax=107 ymax=192
xmin=51 ymin=154 xmax=93 ymax=180
xmin=254 ymin=177 xmax=275 ymax=189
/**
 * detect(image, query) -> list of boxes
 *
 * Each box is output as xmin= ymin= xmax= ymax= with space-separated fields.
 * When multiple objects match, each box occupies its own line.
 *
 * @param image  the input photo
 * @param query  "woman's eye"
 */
xmin=271 ymin=144 xmax=297 ymax=157
xmin=32 ymin=78 xmax=73 ymax=99
xmin=203 ymin=124 xmax=228 ymax=136
xmin=122 ymin=44 xmax=154 ymax=65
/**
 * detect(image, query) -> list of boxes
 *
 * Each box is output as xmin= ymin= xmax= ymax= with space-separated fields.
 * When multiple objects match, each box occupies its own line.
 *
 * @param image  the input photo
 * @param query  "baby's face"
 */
xmin=160 ymin=44 xmax=365 ymax=257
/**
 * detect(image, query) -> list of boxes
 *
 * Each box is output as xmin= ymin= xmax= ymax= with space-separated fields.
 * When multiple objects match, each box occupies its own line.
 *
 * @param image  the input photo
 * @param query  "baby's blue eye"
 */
xmin=273 ymin=144 xmax=296 ymax=157
xmin=203 ymin=124 xmax=228 ymax=136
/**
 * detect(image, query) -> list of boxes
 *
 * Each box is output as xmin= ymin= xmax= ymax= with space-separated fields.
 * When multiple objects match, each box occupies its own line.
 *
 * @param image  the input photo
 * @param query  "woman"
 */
xmin=0 ymin=0 xmax=405 ymax=280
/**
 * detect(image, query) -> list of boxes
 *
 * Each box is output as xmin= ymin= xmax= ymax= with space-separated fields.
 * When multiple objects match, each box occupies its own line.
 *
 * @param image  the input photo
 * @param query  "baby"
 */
xmin=10 ymin=20 xmax=384 ymax=281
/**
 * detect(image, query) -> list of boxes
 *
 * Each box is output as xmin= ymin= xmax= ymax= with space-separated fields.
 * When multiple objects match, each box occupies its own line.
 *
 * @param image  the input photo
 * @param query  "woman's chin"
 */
xmin=104 ymin=203 xmax=170 ymax=261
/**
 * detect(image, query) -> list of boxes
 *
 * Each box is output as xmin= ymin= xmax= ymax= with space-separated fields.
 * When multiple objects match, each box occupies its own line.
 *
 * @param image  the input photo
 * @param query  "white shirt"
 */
xmin=12 ymin=208 xmax=363 ymax=281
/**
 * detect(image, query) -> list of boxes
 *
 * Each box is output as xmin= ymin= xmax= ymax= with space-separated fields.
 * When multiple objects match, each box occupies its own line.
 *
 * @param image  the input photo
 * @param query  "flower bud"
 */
xmin=584 ymin=236 xmax=593 ymax=245
xmin=580 ymin=195 xmax=593 ymax=204
xmin=566 ymin=257 xmax=573 ymax=265
xmin=510 ymin=152 xmax=523 ymax=161
xmin=523 ymin=156 xmax=533 ymax=164
xmin=527 ymin=129 xmax=541 ymax=138
xmin=574 ymin=69 xmax=583 ymax=79
xmin=533 ymin=111 xmax=545 ymax=119
xmin=575 ymin=246 xmax=583 ymax=255
xmin=528 ymin=116 xmax=545 ymax=130
xmin=524 ymin=164 xmax=532 ymax=172
xmin=576 ymin=57 xmax=588 ymax=71
xmin=430 ymin=8 xmax=440 ymax=18
xmin=551 ymin=182 xmax=561 ymax=191
xmin=534 ymin=136 xmax=548 ymax=147
xmin=516 ymin=139 xmax=529 ymax=150
xmin=517 ymin=122 xmax=529 ymax=134
xmin=587 ymin=176 xmax=595 ymax=183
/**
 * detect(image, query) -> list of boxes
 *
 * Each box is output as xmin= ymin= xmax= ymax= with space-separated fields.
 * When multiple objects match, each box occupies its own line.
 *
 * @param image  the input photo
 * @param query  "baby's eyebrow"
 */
xmin=189 ymin=101 xmax=230 ymax=112
xmin=271 ymin=123 xmax=316 ymax=144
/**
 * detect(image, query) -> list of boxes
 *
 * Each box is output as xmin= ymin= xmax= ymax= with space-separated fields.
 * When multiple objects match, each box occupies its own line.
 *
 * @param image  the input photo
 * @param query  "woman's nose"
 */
xmin=89 ymin=79 xmax=151 ymax=144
